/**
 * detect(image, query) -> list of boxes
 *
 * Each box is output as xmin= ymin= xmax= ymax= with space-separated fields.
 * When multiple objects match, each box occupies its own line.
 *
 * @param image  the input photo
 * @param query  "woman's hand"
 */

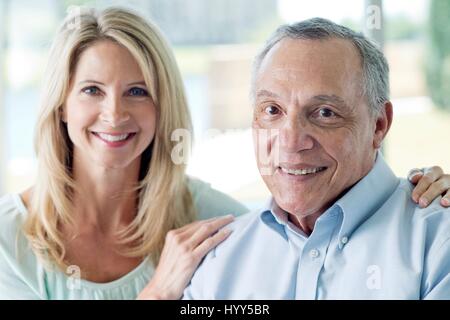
xmin=137 ymin=214 xmax=234 ymax=300
xmin=408 ymin=166 xmax=450 ymax=208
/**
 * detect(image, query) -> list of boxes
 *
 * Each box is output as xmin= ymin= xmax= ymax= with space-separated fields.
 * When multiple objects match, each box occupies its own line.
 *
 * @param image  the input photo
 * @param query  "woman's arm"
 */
xmin=137 ymin=215 xmax=234 ymax=300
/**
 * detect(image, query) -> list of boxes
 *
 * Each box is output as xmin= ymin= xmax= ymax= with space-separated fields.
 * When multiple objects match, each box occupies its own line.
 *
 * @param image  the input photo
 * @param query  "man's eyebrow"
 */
xmin=311 ymin=94 xmax=347 ymax=106
xmin=255 ymin=89 xmax=280 ymax=100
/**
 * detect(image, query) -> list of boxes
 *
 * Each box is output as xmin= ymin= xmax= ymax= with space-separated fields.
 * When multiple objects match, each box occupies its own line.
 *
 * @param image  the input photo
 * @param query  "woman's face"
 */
xmin=63 ymin=40 xmax=156 ymax=171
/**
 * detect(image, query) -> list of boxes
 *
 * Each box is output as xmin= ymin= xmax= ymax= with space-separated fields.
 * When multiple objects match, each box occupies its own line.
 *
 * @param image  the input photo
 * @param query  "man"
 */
xmin=183 ymin=18 xmax=450 ymax=299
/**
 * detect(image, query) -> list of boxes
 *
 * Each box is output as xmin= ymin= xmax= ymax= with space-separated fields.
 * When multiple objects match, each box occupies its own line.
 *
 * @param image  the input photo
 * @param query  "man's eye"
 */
xmin=318 ymin=108 xmax=337 ymax=118
xmin=264 ymin=105 xmax=280 ymax=116
xmin=82 ymin=86 xmax=100 ymax=95
xmin=128 ymin=87 xmax=148 ymax=96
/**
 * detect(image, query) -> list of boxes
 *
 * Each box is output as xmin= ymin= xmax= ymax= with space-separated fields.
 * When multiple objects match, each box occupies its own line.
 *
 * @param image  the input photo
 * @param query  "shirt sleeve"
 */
xmin=0 ymin=253 xmax=42 ymax=300
xmin=422 ymin=237 xmax=450 ymax=299
xmin=187 ymin=177 xmax=249 ymax=220
xmin=182 ymin=248 xmax=215 ymax=300
xmin=0 ymin=195 xmax=44 ymax=300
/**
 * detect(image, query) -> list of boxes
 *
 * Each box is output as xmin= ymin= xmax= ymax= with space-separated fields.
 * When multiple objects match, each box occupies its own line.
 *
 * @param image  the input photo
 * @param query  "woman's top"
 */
xmin=0 ymin=177 xmax=249 ymax=299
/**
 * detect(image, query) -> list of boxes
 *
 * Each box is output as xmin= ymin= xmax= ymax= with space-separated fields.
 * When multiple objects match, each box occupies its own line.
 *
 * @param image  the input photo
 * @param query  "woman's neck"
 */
xmin=70 ymin=154 xmax=141 ymax=236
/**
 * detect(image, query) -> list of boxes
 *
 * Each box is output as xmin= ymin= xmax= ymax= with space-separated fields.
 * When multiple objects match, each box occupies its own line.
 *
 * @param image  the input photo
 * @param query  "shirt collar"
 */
xmin=335 ymin=151 xmax=399 ymax=244
xmin=259 ymin=198 xmax=289 ymax=240
xmin=259 ymin=151 xmax=399 ymax=243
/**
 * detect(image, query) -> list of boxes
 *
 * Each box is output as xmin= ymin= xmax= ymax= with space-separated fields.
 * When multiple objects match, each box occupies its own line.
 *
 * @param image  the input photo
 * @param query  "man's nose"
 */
xmin=279 ymin=117 xmax=314 ymax=153
xmin=100 ymin=95 xmax=130 ymax=127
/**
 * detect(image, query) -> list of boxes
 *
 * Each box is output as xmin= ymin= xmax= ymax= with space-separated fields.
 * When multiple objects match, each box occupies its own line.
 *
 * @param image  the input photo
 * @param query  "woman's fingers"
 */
xmin=441 ymin=190 xmax=450 ymax=207
xmin=188 ymin=214 xmax=234 ymax=249
xmin=407 ymin=168 xmax=424 ymax=185
xmin=137 ymin=215 xmax=235 ymax=300
xmin=193 ymin=227 xmax=232 ymax=259
xmin=411 ymin=166 xmax=443 ymax=205
xmin=174 ymin=216 xmax=218 ymax=234
xmin=417 ymin=174 xmax=450 ymax=208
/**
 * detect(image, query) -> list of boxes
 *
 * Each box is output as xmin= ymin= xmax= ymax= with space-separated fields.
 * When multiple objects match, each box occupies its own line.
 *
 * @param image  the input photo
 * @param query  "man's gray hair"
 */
xmin=252 ymin=17 xmax=390 ymax=115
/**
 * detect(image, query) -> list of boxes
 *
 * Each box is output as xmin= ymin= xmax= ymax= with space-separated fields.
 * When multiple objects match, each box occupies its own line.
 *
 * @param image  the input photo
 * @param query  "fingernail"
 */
xmin=419 ymin=198 xmax=428 ymax=207
xmin=408 ymin=169 xmax=423 ymax=181
xmin=442 ymin=198 xmax=450 ymax=206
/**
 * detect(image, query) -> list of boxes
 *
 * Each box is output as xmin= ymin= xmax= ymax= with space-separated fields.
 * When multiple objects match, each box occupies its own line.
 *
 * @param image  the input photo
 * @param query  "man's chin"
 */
xmin=274 ymin=193 xmax=325 ymax=214
xmin=275 ymin=198 xmax=306 ymax=214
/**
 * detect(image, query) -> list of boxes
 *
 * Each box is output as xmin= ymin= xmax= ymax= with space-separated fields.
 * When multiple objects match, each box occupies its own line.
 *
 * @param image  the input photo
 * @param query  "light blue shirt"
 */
xmin=0 ymin=177 xmax=248 ymax=299
xmin=183 ymin=154 xmax=450 ymax=299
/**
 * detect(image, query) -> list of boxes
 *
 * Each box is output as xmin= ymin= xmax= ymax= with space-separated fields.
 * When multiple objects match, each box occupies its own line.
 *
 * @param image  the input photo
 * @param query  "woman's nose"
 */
xmin=99 ymin=97 xmax=130 ymax=127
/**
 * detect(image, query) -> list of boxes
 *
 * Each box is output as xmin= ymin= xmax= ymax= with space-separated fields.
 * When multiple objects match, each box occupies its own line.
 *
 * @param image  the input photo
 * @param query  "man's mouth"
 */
xmin=279 ymin=166 xmax=327 ymax=176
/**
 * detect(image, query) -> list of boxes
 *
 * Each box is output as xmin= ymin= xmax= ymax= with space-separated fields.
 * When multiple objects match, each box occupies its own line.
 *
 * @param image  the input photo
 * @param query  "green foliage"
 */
xmin=385 ymin=14 xmax=423 ymax=41
xmin=426 ymin=0 xmax=450 ymax=111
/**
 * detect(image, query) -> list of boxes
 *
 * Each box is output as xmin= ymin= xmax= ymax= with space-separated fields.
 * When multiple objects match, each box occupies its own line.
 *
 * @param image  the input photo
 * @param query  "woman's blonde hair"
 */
xmin=24 ymin=7 xmax=196 ymax=270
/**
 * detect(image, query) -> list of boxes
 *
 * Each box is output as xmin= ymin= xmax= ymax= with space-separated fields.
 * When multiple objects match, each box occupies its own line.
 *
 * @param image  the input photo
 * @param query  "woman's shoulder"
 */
xmin=0 ymin=191 xmax=31 ymax=260
xmin=0 ymin=190 xmax=46 ymax=299
xmin=186 ymin=176 xmax=249 ymax=220
xmin=0 ymin=193 xmax=29 ymax=239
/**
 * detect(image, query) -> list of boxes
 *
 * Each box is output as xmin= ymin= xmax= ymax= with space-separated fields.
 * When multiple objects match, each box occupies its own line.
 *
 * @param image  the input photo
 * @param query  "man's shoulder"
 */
xmin=183 ymin=208 xmax=271 ymax=299
xmin=395 ymin=179 xmax=450 ymax=243
xmin=208 ymin=209 xmax=266 ymax=257
xmin=227 ymin=209 xmax=262 ymax=231
xmin=396 ymin=178 xmax=450 ymax=217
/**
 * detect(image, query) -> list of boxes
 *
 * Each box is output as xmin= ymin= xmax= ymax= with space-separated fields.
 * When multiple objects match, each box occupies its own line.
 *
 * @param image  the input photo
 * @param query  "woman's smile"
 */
xmin=91 ymin=131 xmax=137 ymax=148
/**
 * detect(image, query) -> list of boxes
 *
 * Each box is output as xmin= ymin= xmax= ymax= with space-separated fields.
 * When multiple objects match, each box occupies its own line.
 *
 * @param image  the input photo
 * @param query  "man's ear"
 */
xmin=373 ymin=101 xmax=393 ymax=149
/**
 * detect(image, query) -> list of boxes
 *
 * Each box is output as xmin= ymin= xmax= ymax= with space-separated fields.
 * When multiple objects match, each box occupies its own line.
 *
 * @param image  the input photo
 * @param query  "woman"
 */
xmin=0 ymin=7 xmax=448 ymax=300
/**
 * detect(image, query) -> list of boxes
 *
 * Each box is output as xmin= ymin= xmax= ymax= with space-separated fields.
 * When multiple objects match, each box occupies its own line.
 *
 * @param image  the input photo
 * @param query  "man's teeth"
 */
xmin=97 ymin=133 xmax=130 ymax=142
xmin=281 ymin=167 xmax=325 ymax=175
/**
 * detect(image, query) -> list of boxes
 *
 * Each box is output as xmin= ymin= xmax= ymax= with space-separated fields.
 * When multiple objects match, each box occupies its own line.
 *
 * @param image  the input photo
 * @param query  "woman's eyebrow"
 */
xmin=78 ymin=79 xmax=105 ymax=85
xmin=77 ymin=80 xmax=147 ymax=86
xmin=127 ymin=81 xmax=147 ymax=86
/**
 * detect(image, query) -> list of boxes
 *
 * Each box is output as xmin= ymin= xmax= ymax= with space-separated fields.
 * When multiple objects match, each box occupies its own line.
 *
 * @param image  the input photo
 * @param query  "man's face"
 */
xmin=253 ymin=38 xmax=387 ymax=220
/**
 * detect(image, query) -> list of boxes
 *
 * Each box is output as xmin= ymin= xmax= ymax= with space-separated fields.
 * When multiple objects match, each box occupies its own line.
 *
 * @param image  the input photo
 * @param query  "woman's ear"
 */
xmin=373 ymin=101 xmax=393 ymax=149
xmin=60 ymin=106 xmax=67 ymax=123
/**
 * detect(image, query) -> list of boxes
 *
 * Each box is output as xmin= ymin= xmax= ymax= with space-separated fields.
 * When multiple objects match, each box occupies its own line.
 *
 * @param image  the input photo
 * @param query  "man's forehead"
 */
xmin=255 ymin=65 xmax=353 ymax=95
xmin=259 ymin=38 xmax=362 ymax=75
xmin=264 ymin=68 xmax=305 ymax=81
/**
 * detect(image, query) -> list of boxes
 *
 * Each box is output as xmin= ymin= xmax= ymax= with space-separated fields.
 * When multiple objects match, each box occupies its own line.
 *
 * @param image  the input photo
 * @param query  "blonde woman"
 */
xmin=0 ymin=7 xmax=448 ymax=300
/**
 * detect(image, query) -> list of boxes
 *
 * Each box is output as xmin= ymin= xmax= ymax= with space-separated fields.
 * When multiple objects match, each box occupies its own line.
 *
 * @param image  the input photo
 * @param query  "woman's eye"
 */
xmin=82 ymin=86 xmax=100 ymax=95
xmin=128 ymin=87 xmax=148 ymax=96
xmin=264 ymin=105 xmax=280 ymax=116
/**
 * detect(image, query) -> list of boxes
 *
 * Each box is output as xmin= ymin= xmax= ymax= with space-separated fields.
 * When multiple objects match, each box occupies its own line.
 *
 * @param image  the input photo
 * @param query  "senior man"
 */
xmin=183 ymin=18 xmax=450 ymax=299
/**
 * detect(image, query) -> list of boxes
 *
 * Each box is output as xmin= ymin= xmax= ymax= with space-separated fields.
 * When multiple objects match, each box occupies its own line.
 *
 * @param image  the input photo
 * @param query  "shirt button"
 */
xmin=341 ymin=236 xmax=349 ymax=244
xmin=309 ymin=249 xmax=320 ymax=259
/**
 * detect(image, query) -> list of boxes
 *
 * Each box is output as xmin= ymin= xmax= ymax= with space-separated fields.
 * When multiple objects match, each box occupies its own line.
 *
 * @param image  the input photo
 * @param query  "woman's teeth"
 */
xmin=281 ymin=167 xmax=326 ymax=175
xmin=96 ymin=133 xmax=131 ymax=142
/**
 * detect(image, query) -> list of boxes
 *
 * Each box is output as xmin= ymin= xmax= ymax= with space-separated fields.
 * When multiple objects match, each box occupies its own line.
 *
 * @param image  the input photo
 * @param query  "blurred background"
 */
xmin=0 ymin=0 xmax=449 ymax=210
